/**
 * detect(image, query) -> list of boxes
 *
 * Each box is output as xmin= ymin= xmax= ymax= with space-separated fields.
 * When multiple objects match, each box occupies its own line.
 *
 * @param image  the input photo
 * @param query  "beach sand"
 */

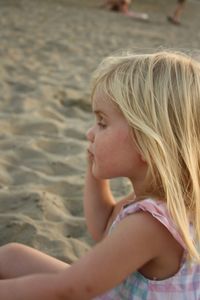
xmin=0 ymin=0 xmax=200 ymax=264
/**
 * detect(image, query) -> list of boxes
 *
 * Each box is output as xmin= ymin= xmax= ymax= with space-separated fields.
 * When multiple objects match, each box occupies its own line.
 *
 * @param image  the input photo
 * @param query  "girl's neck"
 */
xmin=131 ymin=178 xmax=165 ymax=201
xmin=132 ymin=181 xmax=165 ymax=203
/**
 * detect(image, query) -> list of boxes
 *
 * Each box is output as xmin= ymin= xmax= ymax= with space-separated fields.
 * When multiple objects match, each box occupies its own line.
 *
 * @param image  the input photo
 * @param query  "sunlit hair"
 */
xmin=91 ymin=50 xmax=200 ymax=261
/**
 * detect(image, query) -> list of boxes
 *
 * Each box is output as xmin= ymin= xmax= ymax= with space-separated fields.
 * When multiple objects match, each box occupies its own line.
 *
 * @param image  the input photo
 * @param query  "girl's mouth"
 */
xmin=87 ymin=149 xmax=94 ymax=160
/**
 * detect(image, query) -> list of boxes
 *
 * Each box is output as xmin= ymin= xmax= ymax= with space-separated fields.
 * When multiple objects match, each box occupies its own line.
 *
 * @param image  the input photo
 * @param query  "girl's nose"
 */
xmin=86 ymin=126 xmax=95 ymax=142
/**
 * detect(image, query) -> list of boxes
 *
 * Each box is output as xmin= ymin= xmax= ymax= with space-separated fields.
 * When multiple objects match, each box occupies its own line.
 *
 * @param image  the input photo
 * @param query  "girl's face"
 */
xmin=87 ymin=90 xmax=147 ymax=188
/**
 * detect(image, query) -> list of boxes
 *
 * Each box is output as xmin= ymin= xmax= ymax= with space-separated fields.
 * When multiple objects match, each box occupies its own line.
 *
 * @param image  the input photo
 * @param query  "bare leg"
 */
xmin=172 ymin=2 xmax=185 ymax=22
xmin=168 ymin=1 xmax=186 ymax=25
xmin=119 ymin=0 xmax=149 ymax=20
xmin=0 ymin=243 xmax=69 ymax=279
xmin=120 ymin=2 xmax=129 ymax=14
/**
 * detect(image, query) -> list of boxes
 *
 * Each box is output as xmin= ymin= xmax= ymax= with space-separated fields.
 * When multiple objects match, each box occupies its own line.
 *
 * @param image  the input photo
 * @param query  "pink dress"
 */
xmin=94 ymin=199 xmax=200 ymax=299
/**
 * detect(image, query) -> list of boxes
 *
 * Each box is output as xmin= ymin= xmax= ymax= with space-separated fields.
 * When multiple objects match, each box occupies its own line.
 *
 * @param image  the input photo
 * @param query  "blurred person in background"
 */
xmin=102 ymin=0 xmax=148 ymax=20
xmin=167 ymin=0 xmax=187 ymax=25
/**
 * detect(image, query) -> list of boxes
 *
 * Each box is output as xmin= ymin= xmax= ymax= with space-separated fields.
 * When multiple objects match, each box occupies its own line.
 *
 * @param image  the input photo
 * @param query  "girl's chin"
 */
xmin=92 ymin=167 xmax=105 ymax=180
xmin=92 ymin=171 xmax=103 ymax=180
xmin=92 ymin=168 xmax=113 ymax=180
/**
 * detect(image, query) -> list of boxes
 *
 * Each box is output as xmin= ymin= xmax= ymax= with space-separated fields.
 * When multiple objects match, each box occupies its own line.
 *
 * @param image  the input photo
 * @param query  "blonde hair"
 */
xmin=91 ymin=50 xmax=200 ymax=261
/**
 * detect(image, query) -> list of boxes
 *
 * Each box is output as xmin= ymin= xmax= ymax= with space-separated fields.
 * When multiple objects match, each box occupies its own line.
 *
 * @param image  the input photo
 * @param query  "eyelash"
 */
xmin=96 ymin=117 xmax=106 ymax=128
xmin=97 ymin=122 xmax=106 ymax=128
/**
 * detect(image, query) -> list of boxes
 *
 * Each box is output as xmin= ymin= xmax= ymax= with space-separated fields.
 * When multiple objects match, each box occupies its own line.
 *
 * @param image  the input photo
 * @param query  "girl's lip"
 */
xmin=87 ymin=148 xmax=93 ymax=155
xmin=87 ymin=149 xmax=94 ymax=158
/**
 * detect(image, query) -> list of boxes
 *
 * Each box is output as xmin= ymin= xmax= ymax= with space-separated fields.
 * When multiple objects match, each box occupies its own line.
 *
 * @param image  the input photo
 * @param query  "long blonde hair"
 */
xmin=92 ymin=50 xmax=200 ymax=261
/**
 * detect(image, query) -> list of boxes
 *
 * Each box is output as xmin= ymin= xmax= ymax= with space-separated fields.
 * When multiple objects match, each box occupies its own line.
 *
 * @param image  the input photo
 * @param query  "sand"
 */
xmin=0 ymin=0 xmax=200 ymax=264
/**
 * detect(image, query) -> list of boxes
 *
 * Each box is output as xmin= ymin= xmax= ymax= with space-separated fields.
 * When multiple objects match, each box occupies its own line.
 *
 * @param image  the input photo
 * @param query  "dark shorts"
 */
xmin=177 ymin=0 xmax=186 ymax=3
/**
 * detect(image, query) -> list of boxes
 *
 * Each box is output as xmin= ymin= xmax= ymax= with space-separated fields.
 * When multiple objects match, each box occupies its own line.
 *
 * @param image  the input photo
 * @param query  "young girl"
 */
xmin=0 ymin=50 xmax=200 ymax=299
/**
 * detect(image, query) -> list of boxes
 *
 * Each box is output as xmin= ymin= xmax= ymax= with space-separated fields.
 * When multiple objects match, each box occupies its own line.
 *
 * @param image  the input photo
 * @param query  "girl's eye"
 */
xmin=95 ymin=114 xmax=107 ymax=129
xmin=98 ymin=122 xmax=106 ymax=128
xmin=96 ymin=116 xmax=106 ymax=128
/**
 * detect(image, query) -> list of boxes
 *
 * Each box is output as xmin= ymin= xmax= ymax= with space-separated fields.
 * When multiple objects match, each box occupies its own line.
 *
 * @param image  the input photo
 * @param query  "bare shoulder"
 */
xmin=110 ymin=211 xmax=170 ymax=258
xmin=114 ymin=211 xmax=183 ymax=280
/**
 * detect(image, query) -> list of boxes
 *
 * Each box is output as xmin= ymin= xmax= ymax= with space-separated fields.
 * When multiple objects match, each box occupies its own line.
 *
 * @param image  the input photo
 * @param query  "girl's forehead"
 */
xmin=92 ymin=89 xmax=108 ymax=108
xmin=92 ymin=90 xmax=125 ymax=120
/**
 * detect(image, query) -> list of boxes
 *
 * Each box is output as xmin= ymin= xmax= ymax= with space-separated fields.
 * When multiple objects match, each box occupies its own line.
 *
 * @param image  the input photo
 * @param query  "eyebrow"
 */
xmin=93 ymin=110 xmax=107 ymax=117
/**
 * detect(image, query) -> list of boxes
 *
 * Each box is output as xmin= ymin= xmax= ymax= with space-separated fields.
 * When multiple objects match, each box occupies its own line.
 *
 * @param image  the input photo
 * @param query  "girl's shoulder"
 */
xmin=110 ymin=198 xmax=186 ymax=250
